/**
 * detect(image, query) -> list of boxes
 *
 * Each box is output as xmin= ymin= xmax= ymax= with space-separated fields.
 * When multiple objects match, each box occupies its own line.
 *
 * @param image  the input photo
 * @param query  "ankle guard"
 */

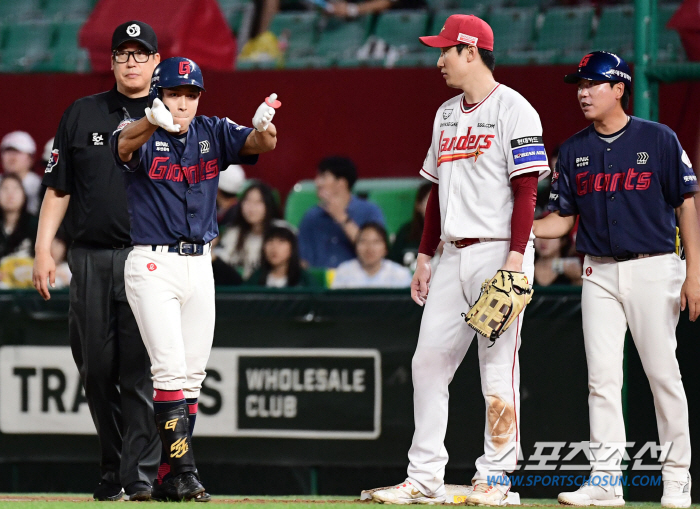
xmin=155 ymin=405 xmax=197 ymax=476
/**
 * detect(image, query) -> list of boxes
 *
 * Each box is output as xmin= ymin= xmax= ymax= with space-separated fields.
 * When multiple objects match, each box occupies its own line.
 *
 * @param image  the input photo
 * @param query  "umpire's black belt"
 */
xmin=151 ymin=241 xmax=210 ymax=256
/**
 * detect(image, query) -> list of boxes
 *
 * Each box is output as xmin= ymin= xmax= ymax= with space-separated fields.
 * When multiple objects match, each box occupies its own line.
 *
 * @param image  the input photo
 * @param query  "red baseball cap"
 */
xmin=419 ymin=14 xmax=494 ymax=51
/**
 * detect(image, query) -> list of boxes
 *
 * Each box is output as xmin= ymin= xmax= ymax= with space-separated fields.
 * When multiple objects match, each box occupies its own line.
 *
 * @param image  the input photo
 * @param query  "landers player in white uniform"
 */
xmin=370 ymin=15 xmax=549 ymax=506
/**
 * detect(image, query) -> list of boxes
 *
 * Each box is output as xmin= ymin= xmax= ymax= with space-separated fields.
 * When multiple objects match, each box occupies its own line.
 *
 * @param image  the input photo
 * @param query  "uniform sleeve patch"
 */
xmin=114 ymin=119 xmax=134 ymax=133
xmin=682 ymin=150 xmax=693 ymax=168
xmin=45 ymin=149 xmax=59 ymax=174
xmin=510 ymin=135 xmax=543 ymax=148
xmin=512 ymin=144 xmax=547 ymax=165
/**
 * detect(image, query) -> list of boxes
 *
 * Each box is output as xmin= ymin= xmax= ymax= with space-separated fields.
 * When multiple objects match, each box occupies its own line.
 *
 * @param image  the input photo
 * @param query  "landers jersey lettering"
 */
xmin=420 ymin=84 xmax=550 ymax=241
xmin=111 ymin=115 xmax=257 ymax=245
xmin=549 ymin=116 xmax=699 ymax=257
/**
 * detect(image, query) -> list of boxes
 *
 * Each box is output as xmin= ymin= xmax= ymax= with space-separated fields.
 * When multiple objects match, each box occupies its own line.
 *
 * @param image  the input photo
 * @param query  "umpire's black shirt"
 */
xmin=43 ymin=86 xmax=148 ymax=247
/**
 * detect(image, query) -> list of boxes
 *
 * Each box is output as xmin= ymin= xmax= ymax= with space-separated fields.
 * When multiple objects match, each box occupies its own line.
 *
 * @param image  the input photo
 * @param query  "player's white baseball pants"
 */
xmin=407 ymin=240 xmax=535 ymax=497
xmin=124 ymin=245 xmax=216 ymax=399
xmin=582 ymin=253 xmax=690 ymax=482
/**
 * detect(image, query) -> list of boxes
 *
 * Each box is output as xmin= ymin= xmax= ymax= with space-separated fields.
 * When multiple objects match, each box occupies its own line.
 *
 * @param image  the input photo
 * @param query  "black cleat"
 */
xmin=152 ymin=472 xmax=206 ymax=502
xmin=93 ymin=481 xmax=124 ymax=501
xmin=194 ymin=491 xmax=212 ymax=502
xmin=124 ymin=481 xmax=152 ymax=501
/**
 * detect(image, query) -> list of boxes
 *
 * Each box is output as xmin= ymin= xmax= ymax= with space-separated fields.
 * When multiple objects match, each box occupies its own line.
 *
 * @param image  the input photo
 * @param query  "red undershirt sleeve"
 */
xmin=509 ymin=173 xmax=538 ymax=255
xmin=418 ymin=183 xmax=441 ymax=256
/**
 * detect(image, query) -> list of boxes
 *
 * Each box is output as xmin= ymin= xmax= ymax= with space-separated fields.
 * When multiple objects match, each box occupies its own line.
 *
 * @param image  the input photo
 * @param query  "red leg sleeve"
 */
xmin=418 ymin=183 xmax=441 ymax=256
xmin=509 ymin=174 xmax=538 ymax=255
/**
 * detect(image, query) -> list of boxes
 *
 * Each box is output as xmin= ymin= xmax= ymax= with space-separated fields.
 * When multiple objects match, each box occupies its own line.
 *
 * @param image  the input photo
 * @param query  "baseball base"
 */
xmin=360 ymin=484 xmax=521 ymax=505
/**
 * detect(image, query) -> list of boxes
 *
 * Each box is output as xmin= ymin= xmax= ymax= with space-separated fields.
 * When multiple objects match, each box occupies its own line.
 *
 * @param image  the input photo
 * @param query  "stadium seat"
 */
xmin=425 ymin=0 xmax=494 ymax=13
xmin=42 ymin=0 xmax=93 ymax=21
xmin=499 ymin=49 xmax=558 ymax=65
xmin=489 ymin=7 xmax=537 ymax=54
xmin=36 ymin=21 xmax=91 ymax=72
xmin=0 ymin=21 xmax=53 ymax=72
xmin=393 ymin=52 xmax=438 ymax=67
xmin=311 ymin=15 xmax=372 ymax=64
xmin=307 ymin=267 xmax=328 ymax=287
xmin=226 ymin=3 xmax=255 ymax=35
xmin=506 ymin=0 xmax=547 ymax=8
xmin=658 ymin=4 xmax=684 ymax=62
xmin=285 ymin=180 xmax=318 ymax=227
xmin=536 ymin=6 xmax=594 ymax=62
xmin=591 ymin=5 xmax=634 ymax=59
xmin=217 ymin=0 xmax=251 ymax=14
xmin=429 ymin=7 xmax=487 ymax=36
xmin=354 ymin=178 xmax=425 ymax=235
xmin=373 ymin=10 xmax=429 ymax=54
xmin=269 ymin=11 xmax=318 ymax=57
xmin=284 ymin=54 xmax=333 ymax=68
xmin=0 ymin=0 xmax=41 ymax=23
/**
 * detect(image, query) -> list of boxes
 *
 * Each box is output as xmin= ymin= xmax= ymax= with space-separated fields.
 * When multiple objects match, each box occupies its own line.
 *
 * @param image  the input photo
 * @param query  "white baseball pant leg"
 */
xmin=582 ymin=254 xmax=690 ymax=482
xmin=125 ymin=246 xmax=216 ymax=399
xmin=407 ymin=241 xmax=534 ymax=497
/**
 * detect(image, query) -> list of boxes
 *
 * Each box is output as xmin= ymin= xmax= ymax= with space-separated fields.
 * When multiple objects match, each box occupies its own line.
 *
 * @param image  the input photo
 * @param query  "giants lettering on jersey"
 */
xmin=437 ymin=127 xmax=495 ymax=167
xmin=147 ymin=156 xmax=220 ymax=183
xmin=576 ymin=167 xmax=652 ymax=195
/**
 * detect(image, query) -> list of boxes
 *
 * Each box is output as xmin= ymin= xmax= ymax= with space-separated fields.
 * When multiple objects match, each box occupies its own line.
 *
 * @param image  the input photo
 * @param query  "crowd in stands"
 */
xmin=0 ymin=129 xmax=582 ymax=289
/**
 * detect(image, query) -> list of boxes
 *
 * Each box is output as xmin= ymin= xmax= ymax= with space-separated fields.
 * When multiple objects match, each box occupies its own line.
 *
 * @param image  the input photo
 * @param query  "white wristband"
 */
xmin=346 ymin=3 xmax=359 ymax=17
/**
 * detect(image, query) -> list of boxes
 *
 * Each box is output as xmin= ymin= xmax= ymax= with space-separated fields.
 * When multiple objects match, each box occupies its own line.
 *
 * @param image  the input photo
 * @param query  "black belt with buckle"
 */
xmin=152 ymin=241 xmax=206 ymax=256
xmin=612 ymin=253 xmax=665 ymax=262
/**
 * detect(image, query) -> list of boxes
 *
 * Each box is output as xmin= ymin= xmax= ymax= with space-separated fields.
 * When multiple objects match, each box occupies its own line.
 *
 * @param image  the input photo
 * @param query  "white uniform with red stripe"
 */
xmin=406 ymin=83 xmax=549 ymax=497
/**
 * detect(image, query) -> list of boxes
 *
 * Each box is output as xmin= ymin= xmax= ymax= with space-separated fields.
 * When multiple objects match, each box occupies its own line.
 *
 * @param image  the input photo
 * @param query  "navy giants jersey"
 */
xmin=549 ymin=117 xmax=699 ymax=257
xmin=111 ymin=116 xmax=256 ymax=245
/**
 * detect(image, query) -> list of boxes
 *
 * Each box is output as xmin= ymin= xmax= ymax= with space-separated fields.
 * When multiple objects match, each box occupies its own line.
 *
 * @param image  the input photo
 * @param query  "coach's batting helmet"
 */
xmin=564 ymin=51 xmax=632 ymax=90
xmin=149 ymin=57 xmax=205 ymax=106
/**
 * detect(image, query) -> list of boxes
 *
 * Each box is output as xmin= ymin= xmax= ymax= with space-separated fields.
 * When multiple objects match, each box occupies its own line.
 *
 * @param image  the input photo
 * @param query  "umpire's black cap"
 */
xmin=112 ymin=20 xmax=158 ymax=52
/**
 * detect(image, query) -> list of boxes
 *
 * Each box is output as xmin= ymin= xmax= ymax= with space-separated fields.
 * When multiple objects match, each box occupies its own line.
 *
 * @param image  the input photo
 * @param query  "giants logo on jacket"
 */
xmin=576 ymin=167 xmax=652 ymax=196
xmin=437 ymin=127 xmax=495 ymax=167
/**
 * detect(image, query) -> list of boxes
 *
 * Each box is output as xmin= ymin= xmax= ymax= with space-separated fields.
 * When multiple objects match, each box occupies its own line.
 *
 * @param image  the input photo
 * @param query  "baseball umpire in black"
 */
xmin=32 ymin=21 xmax=162 ymax=502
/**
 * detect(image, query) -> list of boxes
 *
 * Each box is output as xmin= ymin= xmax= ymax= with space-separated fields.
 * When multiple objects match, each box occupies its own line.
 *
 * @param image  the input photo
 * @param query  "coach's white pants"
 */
xmin=407 ymin=241 xmax=535 ymax=497
xmin=125 ymin=246 xmax=216 ymax=399
xmin=582 ymin=254 xmax=690 ymax=482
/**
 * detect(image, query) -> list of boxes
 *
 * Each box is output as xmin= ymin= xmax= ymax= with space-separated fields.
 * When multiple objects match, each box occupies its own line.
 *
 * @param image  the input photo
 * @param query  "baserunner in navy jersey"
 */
xmin=535 ymin=51 xmax=700 ymax=508
xmin=110 ymin=56 xmax=280 ymax=502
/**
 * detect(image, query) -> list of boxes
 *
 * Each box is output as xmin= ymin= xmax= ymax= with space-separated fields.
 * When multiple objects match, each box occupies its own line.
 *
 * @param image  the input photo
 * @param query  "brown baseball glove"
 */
xmin=462 ymin=270 xmax=533 ymax=346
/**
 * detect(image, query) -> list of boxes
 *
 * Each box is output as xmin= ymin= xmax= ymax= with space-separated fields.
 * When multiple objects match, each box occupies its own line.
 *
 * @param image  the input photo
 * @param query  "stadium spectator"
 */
xmin=215 ymin=180 xmax=282 ymax=279
xmin=533 ymin=234 xmax=582 ymax=286
xmin=299 ymin=156 xmax=385 ymax=268
xmin=389 ymin=182 xmax=431 ymax=268
xmin=217 ymin=164 xmax=246 ymax=228
xmin=1 ymin=131 xmax=42 ymax=215
xmin=332 ymin=222 xmax=412 ymax=288
xmin=247 ymin=223 xmax=315 ymax=287
xmin=0 ymin=173 xmax=37 ymax=259
xmin=0 ymin=174 xmax=37 ymax=288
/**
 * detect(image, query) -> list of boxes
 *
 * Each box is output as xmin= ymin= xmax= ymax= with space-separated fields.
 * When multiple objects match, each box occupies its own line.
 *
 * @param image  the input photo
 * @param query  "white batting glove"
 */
xmin=252 ymin=93 xmax=281 ymax=132
xmin=145 ymin=98 xmax=181 ymax=133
